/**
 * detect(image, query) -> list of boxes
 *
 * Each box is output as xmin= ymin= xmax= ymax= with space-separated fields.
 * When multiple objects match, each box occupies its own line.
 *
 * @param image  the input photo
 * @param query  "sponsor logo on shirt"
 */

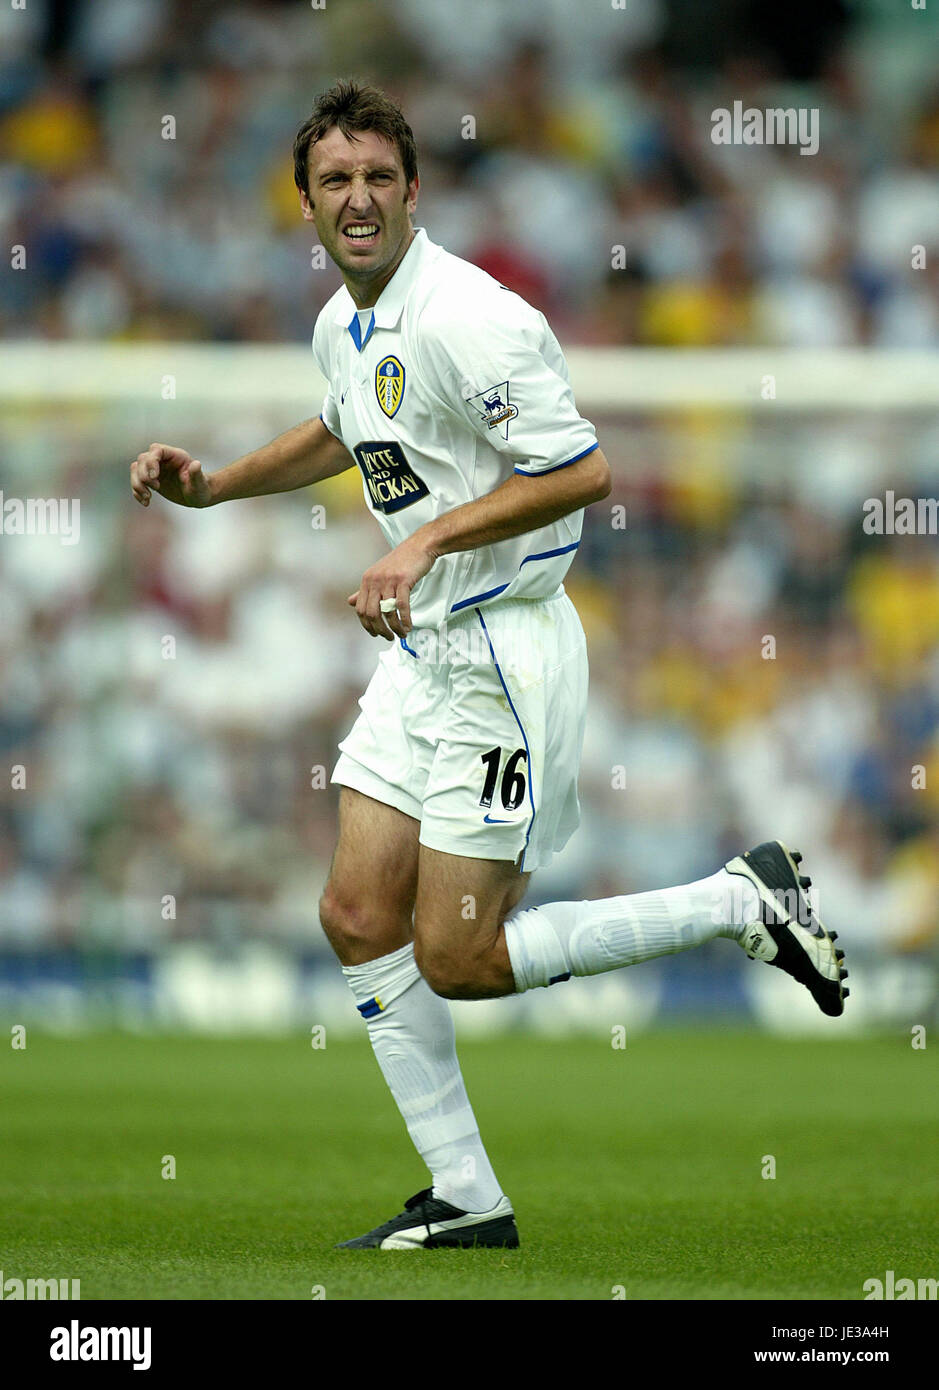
xmin=466 ymin=380 xmax=519 ymax=439
xmin=375 ymin=356 xmax=406 ymax=418
xmin=353 ymin=441 xmax=429 ymax=514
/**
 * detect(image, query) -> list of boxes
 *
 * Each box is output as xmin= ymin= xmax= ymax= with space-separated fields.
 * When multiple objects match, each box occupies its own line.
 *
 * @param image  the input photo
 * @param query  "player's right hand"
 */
xmin=130 ymin=443 xmax=213 ymax=508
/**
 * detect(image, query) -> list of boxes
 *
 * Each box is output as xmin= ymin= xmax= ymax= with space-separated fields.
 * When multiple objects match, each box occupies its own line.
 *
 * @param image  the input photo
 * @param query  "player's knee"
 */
xmin=319 ymin=883 xmax=384 ymax=962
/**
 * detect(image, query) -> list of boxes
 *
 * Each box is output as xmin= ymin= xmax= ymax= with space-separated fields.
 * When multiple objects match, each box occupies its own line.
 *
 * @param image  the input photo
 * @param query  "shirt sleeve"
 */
xmin=311 ymin=323 xmax=343 ymax=442
xmin=417 ymin=294 xmax=598 ymax=476
xmin=318 ymin=383 xmax=343 ymax=441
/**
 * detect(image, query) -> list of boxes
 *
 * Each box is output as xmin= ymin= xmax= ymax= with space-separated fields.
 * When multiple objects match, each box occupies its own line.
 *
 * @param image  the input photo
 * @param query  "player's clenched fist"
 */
xmin=130 ymin=443 xmax=213 ymax=508
xmin=347 ymin=532 xmax=439 ymax=640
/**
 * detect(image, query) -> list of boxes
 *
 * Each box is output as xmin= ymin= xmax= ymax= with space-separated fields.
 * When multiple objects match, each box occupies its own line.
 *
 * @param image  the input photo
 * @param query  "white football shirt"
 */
xmin=313 ymin=227 xmax=599 ymax=631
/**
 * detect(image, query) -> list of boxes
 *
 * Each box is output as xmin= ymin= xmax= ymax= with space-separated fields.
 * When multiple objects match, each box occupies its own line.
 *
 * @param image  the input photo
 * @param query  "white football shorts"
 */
xmin=331 ymin=588 xmax=588 ymax=873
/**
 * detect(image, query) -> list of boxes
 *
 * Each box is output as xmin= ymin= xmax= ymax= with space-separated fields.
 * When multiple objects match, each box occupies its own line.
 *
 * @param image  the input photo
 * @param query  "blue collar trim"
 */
xmin=347 ymin=311 xmax=375 ymax=352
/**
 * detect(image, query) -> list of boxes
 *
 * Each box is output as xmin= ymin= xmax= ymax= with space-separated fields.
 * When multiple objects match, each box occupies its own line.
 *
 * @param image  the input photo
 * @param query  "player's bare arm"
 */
xmin=348 ymin=446 xmax=613 ymax=640
xmin=130 ymin=416 xmax=354 ymax=508
xmin=426 ymin=446 xmax=612 ymax=551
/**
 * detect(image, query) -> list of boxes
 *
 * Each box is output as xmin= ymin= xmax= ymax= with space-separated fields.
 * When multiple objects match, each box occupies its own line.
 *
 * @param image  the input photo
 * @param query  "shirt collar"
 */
xmin=333 ymin=227 xmax=433 ymax=336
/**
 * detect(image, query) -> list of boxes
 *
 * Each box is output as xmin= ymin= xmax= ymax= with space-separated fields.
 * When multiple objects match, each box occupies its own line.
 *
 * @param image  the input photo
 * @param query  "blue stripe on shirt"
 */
xmin=449 ymin=542 xmax=580 ymax=614
xmin=513 ymin=441 xmax=599 ymax=476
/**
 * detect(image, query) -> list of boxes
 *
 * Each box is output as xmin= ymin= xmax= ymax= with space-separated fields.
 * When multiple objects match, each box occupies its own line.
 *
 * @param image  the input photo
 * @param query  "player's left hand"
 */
xmin=348 ymin=533 xmax=438 ymax=639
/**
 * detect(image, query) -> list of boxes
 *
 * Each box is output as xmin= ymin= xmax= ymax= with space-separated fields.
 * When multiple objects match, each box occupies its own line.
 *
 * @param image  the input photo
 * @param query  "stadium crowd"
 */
xmin=1 ymin=400 xmax=937 ymax=969
xmin=0 ymin=0 xmax=937 ymax=992
xmin=1 ymin=0 xmax=937 ymax=348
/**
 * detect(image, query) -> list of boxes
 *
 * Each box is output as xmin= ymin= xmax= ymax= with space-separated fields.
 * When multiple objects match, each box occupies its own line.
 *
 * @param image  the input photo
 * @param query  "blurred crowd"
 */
xmin=1 ymin=0 xmax=937 ymax=978
xmin=1 ymin=0 xmax=938 ymax=348
xmin=1 ymin=401 xmax=937 ymax=963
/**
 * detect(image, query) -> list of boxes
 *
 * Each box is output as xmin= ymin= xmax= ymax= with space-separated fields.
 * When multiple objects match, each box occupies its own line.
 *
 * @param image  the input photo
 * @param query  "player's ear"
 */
xmin=406 ymin=172 xmax=419 ymax=215
xmin=299 ymin=188 xmax=315 ymax=222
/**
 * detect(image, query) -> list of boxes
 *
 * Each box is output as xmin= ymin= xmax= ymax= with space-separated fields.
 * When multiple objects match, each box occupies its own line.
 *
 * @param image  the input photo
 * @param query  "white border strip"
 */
xmin=0 ymin=345 xmax=934 ymax=410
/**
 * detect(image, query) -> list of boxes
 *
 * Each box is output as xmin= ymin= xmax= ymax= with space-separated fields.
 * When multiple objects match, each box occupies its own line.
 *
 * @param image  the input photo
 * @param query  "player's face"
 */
xmin=300 ymin=128 xmax=419 ymax=305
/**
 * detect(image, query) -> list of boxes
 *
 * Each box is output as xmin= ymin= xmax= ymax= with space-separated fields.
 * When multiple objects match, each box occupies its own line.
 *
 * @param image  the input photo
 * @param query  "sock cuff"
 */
xmin=342 ymin=941 xmax=421 ymax=1016
xmin=504 ymin=904 xmax=576 ymax=992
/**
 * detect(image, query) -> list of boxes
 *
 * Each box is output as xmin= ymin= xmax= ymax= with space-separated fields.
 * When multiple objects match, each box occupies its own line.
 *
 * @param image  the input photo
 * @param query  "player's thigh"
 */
xmin=319 ymin=787 xmax=421 ymax=965
xmin=412 ymin=844 xmax=530 ymax=991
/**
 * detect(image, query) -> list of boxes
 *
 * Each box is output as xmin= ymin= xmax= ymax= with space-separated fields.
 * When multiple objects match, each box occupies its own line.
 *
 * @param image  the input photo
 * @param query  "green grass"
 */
xmin=1 ymin=1030 xmax=936 ymax=1300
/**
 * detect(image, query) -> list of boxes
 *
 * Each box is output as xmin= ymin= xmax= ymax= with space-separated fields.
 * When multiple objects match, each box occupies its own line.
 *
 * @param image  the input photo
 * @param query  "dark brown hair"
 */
xmin=293 ymin=80 xmax=418 ymax=201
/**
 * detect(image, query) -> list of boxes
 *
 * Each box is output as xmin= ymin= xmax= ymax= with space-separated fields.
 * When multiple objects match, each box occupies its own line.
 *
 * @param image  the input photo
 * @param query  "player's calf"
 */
xmin=413 ymin=932 xmax=512 ymax=1000
xmin=413 ymin=846 xmax=529 ymax=999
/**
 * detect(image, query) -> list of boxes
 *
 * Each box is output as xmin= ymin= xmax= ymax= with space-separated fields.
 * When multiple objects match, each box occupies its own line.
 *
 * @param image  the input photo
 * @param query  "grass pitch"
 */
xmin=1 ymin=1029 xmax=936 ymax=1300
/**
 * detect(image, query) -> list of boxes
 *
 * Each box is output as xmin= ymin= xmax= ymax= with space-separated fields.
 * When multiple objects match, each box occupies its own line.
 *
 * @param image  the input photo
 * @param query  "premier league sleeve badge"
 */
xmin=466 ymin=381 xmax=519 ymax=440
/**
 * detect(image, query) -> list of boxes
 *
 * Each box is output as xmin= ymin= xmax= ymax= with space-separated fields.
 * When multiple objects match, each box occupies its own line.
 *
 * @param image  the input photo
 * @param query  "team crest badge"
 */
xmin=466 ymin=381 xmax=519 ymax=440
xmin=375 ymin=356 xmax=405 ymax=418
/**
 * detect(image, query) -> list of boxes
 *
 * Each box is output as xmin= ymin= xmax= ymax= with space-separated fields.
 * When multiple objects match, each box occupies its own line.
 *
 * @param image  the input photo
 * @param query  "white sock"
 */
xmin=504 ymin=869 xmax=760 ymax=992
xmin=342 ymin=942 xmax=504 ymax=1212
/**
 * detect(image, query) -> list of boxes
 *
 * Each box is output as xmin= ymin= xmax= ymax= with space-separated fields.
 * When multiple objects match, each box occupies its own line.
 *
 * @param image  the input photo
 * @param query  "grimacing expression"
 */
xmin=299 ymin=127 xmax=419 ymax=285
